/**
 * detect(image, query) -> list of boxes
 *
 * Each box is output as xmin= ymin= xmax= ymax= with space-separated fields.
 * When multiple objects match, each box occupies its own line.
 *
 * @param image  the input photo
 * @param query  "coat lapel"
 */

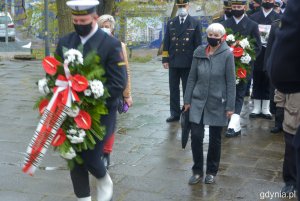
xmin=83 ymin=29 xmax=105 ymax=57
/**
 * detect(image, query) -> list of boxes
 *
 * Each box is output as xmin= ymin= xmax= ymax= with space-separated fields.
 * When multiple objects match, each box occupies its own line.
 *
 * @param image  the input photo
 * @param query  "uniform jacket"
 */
xmin=213 ymin=14 xmax=227 ymax=23
xmin=184 ymin=42 xmax=236 ymax=126
xmin=275 ymin=91 xmax=300 ymax=135
xmin=55 ymin=29 xmax=127 ymax=137
xmin=264 ymin=19 xmax=281 ymax=73
xmin=249 ymin=9 xmax=280 ymax=71
xmin=162 ymin=15 xmax=202 ymax=68
xmin=222 ymin=16 xmax=262 ymax=56
xmin=269 ymin=0 xmax=300 ymax=94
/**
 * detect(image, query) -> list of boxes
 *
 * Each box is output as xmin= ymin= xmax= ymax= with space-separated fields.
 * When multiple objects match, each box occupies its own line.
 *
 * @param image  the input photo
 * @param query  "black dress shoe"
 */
xmin=204 ymin=174 xmax=215 ymax=184
xmin=281 ymin=184 xmax=296 ymax=195
xmin=249 ymin=113 xmax=261 ymax=118
xmin=166 ymin=116 xmax=180 ymax=122
xmin=225 ymin=128 xmax=241 ymax=138
xmin=270 ymin=126 xmax=283 ymax=133
xmin=188 ymin=174 xmax=202 ymax=185
xmin=261 ymin=113 xmax=272 ymax=120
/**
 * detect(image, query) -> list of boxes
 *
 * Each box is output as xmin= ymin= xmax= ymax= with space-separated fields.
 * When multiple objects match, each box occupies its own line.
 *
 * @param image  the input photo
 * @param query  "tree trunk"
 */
xmin=97 ymin=0 xmax=115 ymax=15
xmin=157 ymin=1 xmax=177 ymax=56
xmin=56 ymin=0 xmax=73 ymax=38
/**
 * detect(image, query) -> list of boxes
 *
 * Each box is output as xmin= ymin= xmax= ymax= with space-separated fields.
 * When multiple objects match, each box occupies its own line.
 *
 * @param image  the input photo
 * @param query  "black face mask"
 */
xmin=262 ymin=2 xmax=274 ymax=9
xmin=249 ymin=2 xmax=255 ymax=10
xmin=281 ymin=1 xmax=286 ymax=9
xmin=207 ymin=37 xmax=221 ymax=47
xmin=232 ymin=9 xmax=245 ymax=18
xmin=224 ymin=10 xmax=232 ymax=18
xmin=74 ymin=22 xmax=93 ymax=37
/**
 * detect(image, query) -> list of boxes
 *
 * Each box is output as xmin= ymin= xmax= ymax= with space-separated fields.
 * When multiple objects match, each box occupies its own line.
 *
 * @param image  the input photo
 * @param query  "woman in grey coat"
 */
xmin=184 ymin=23 xmax=236 ymax=185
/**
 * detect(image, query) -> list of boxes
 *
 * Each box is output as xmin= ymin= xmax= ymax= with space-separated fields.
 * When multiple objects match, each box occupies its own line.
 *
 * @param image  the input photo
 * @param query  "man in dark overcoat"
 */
xmin=222 ymin=0 xmax=262 ymax=137
xmin=55 ymin=1 xmax=127 ymax=200
xmin=162 ymin=0 xmax=202 ymax=123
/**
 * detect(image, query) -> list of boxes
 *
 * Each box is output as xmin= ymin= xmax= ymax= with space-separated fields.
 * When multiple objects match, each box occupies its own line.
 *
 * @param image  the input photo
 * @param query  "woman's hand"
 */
xmin=184 ymin=104 xmax=191 ymax=112
xmin=226 ymin=111 xmax=234 ymax=118
xmin=124 ymin=96 xmax=133 ymax=107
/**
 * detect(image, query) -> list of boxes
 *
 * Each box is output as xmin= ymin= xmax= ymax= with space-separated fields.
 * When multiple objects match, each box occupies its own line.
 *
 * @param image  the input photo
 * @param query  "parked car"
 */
xmin=0 ymin=12 xmax=16 ymax=41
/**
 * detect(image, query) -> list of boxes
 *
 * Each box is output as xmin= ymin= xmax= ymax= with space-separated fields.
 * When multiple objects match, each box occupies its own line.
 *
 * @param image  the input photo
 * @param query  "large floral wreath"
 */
xmin=23 ymin=47 xmax=109 ymax=174
xmin=225 ymin=29 xmax=256 ymax=85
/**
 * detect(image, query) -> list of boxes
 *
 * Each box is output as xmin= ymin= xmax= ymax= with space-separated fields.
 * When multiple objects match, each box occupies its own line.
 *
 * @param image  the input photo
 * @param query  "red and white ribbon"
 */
xmin=22 ymin=62 xmax=82 ymax=175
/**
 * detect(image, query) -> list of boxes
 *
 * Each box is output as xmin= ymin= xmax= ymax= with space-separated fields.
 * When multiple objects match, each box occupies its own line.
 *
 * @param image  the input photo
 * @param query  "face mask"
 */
xmin=207 ymin=37 xmax=221 ymax=47
xmin=178 ymin=8 xmax=188 ymax=17
xmin=101 ymin=28 xmax=112 ymax=35
xmin=224 ymin=10 xmax=232 ymax=18
xmin=281 ymin=1 xmax=286 ymax=9
xmin=262 ymin=2 xmax=274 ymax=9
xmin=232 ymin=9 xmax=244 ymax=18
xmin=249 ymin=2 xmax=255 ymax=10
xmin=74 ymin=22 xmax=93 ymax=37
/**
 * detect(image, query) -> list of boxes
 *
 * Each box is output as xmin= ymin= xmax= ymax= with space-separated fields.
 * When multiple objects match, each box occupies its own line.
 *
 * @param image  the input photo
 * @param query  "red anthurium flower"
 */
xmin=237 ymin=68 xmax=247 ymax=79
xmin=51 ymin=128 xmax=66 ymax=147
xmin=71 ymin=74 xmax=89 ymax=92
xmin=42 ymin=56 xmax=60 ymax=75
xmin=74 ymin=110 xmax=92 ymax=130
xmin=232 ymin=47 xmax=244 ymax=58
xmin=39 ymin=99 xmax=49 ymax=115
xmin=223 ymin=34 xmax=227 ymax=40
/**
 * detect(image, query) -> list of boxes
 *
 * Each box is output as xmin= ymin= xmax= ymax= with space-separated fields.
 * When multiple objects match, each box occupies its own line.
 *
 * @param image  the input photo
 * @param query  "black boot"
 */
xmin=270 ymin=107 xmax=284 ymax=134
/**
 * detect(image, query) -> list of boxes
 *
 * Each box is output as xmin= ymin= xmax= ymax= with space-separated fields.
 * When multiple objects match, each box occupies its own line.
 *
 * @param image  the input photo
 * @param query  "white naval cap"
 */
xmin=66 ymin=0 xmax=99 ymax=15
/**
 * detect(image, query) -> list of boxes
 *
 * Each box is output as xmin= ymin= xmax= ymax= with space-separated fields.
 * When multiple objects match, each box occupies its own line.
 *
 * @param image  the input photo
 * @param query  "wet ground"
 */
xmin=0 ymin=58 xmax=295 ymax=201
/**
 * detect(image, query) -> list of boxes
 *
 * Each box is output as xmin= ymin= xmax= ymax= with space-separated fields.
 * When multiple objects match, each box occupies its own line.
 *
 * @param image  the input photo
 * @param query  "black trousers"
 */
xmin=169 ymin=68 xmax=190 ymax=118
xmin=190 ymin=120 xmax=223 ymax=176
xmin=235 ymin=80 xmax=248 ymax=114
xmin=283 ymin=132 xmax=297 ymax=187
xmin=293 ymin=126 xmax=300 ymax=199
xmin=70 ymin=111 xmax=116 ymax=198
xmin=252 ymin=69 xmax=270 ymax=99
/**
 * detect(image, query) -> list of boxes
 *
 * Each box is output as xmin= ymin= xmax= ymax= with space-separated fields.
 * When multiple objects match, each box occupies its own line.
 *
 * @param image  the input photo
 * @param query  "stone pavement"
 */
xmin=0 ymin=58 xmax=295 ymax=201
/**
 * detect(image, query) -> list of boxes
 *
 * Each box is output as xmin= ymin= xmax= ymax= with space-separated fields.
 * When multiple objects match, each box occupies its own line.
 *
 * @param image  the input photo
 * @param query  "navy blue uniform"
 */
xmin=56 ymin=29 xmax=127 ymax=198
xmin=222 ymin=16 xmax=261 ymax=114
xmin=162 ymin=15 xmax=202 ymax=118
xmin=250 ymin=9 xmax=280 ymax=100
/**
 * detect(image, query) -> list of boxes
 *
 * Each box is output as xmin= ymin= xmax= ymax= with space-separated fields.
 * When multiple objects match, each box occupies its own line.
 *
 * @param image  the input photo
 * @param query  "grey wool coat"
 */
xmin=184 ymin=42 xmax=236 ymax=126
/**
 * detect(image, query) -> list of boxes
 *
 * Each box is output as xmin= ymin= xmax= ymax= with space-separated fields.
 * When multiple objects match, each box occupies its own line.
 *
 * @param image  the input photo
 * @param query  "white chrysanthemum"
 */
xmin=60 ymin=147 xmax=76 ymax=160
xmin=38 ymin=78 xmax=50 ymax=95
xmin=66 ymin=106 xmax=80 ymax=117
xmin=241 ymin=53 xmax=252 ymax=64
xmin=64 ymin=49 xmax=83 ymax=65
xmin=84 ymin=89 xmax=92 ymax=96
xmin=90 ymin=80 xmax=104 ymax=99
xmin=67 ymin=128 xmax=86 ymax=144
xmin=236 ymin=79 xmax=240 ymax=85
xmin=239 ymin=38 xmax=250 ymax=49
xmin=68 ymin=129 xmax=77 ymax=135
xmin=226 ymin=34 xmax=235 ymax=42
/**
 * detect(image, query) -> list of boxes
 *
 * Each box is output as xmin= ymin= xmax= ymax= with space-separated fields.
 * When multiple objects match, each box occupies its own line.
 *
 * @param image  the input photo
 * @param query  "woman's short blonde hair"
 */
xmin=206 ymin=23 xmax=226 ymax=36
xmin=97 ymin=14 xmax=116 ymax=30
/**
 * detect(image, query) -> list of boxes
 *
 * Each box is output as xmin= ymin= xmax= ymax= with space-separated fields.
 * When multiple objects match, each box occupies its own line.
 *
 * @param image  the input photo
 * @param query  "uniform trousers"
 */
xmin=191 ymin=118 xmax=223 ymax=176
xmin=293 ymin=126 xmax=300 ymax=197
xmin=252 ymin=47 xmax=270 ymax=99
xmin=169 ymin=68 xmax=190 ymax=118
xmin=283 ymin=132 xmax=297 ymax=187
xmin=235 ymin=80 xmax=248 ymax=114
xmin=70 ymin=110 xmax=117 ymax=198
